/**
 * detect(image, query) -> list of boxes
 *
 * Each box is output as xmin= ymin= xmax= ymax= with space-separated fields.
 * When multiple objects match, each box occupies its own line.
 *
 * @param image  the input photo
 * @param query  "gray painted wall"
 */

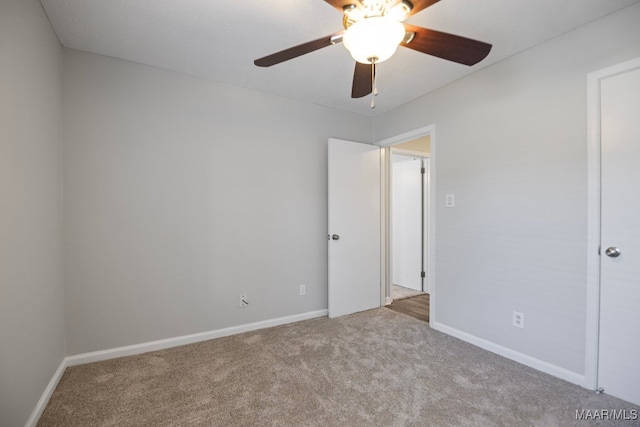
xmin=0 ymin=1 xmax=65 ymax=426
xmin=4 ymin=1 xmax=640 ymax=422
xmin=63 ymin=49 xmax=373 ymax=355
xmin=374 ymin=2 xmax=640 ymax=375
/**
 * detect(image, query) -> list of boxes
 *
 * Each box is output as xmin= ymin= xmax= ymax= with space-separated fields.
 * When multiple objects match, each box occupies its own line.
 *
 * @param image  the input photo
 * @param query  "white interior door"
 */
xmin=392 ymin=155 xmax=423 ymax=291
xmin=328 ymin=138 xmax=381 ymax=318
xmin=598 ymin=65 xmax=640 ymax=406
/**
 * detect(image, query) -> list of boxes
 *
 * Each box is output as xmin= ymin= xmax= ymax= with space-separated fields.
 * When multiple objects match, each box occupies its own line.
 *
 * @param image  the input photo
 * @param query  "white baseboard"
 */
xmin=430 ymin=321 xmax=587 ymax=388
xmin=27 ymin=309 xmax=327 ymax=426
xmin=65 ymin=309 xmax=328 ymax=366
xmin=25 ymin=360 xmax=67 ymax=427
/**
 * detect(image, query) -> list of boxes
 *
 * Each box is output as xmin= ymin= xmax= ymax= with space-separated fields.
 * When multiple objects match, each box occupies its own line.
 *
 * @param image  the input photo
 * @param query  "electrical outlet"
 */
xmin=299 ymin=284 xmax=306 ymax=296
xmin=239 ymin=293 xmax=248 ymax=308
xmin=513 ymin=311 xmax=524 ymax=328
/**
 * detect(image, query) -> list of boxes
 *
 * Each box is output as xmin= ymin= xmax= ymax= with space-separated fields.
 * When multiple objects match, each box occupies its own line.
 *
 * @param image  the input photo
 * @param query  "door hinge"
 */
xmin=421 ymin=271 xmax=426 ymax=278
xmin=421 ymin=167 xmax=425 ymax=174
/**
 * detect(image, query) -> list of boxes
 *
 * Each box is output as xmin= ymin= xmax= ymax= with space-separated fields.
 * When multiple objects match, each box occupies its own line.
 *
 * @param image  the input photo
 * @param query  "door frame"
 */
xmin=376 ymin=125 xmax=436 ymax=316
xmin=585 ymin=57 xmax=640 ymax=390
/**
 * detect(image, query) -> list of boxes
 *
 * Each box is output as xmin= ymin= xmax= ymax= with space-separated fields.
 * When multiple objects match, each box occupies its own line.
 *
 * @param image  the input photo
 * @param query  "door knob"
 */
xmin=605 ymin=247 xmax=621 ymax=258
xmin=331 ymin=234 xmax=340 ymax=240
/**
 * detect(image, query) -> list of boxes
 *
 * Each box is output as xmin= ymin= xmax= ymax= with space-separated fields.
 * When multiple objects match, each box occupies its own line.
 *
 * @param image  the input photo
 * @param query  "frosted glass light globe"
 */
xmin=343 ymin=16 xmax=405 ymax=64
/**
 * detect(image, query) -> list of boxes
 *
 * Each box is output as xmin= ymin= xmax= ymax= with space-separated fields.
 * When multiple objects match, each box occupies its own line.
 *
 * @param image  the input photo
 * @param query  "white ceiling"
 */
xmin=41 ymin=0 xmax=639 ymax=117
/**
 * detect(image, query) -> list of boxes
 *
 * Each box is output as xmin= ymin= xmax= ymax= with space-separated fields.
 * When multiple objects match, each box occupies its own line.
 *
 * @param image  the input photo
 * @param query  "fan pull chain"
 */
xmin=370 ymin=61 xmax=378 ymax=109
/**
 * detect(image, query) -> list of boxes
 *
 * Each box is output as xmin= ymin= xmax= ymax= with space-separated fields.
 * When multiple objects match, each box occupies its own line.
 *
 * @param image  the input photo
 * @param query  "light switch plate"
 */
xmin=446 ymin=194 xmax=455 ymax=208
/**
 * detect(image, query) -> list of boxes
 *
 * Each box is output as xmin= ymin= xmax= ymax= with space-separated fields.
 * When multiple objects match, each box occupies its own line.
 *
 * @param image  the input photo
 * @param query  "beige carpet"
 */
xmin=38 ymin=308 xmax=638 ymax=426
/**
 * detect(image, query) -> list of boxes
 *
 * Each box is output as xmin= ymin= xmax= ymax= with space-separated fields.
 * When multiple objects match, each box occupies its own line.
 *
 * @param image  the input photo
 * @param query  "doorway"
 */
xmin=328 ymin=130 xmax=433 ymax=319
xmin=378 ymin=126 xmax=435 ymax=324
xmin=586 ymin=58 xmax=640 ymax=406
xmin=391 ymin=150 xmax=429 ymax=301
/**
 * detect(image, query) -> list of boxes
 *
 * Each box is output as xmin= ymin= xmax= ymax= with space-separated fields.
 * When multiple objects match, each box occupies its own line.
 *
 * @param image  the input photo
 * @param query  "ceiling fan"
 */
xmin=254 ymin=0 xmax=492 ymax=107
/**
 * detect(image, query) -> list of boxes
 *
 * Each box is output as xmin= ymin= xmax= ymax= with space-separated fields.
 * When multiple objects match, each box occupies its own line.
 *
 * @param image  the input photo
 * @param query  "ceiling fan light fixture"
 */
xmin=342 ymin=16 xmax=405 ymax=64
xmin=386 ymin=0 xmax=413 ymax=21
xmin=342 ymin=4 xmax=365 ymax=21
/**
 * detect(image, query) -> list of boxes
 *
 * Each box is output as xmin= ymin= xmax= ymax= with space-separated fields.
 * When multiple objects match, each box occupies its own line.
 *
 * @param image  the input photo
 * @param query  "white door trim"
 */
xmin=390 ymin=147 xmax=431 ymax=158
xmin=377 ymin=126 xmax=434 ymax=148
xmin=585 ymin=57 xmax=640 ymax=390
xmin=376 ymin=125 xmax=436 ymax=316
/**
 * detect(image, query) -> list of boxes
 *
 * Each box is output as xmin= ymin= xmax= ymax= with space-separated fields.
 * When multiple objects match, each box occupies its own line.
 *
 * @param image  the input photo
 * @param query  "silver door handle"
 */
xmin=331 ymin=234 xmax=340 ymax=240
xmin=605 ymin=247 xmax=621 ymax=258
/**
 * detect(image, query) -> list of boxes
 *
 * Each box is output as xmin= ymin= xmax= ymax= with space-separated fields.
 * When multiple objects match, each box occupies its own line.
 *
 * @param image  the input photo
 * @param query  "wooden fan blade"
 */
xmin=254 ymin=31 xmax=344 ymax=67
xmin=407 ymin=0 xmax=442 ymax=17
xmin=401 ymin=24 xmax=492 ymax=66
xmin=352 ymin=62 xmax=373 ymax=98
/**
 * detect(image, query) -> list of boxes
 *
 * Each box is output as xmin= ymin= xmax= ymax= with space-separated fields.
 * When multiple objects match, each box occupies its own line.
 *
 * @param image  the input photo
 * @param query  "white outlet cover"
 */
xmin=513 ymin=311 xmax=524 ymax=328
